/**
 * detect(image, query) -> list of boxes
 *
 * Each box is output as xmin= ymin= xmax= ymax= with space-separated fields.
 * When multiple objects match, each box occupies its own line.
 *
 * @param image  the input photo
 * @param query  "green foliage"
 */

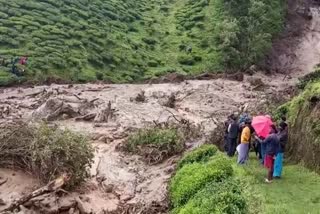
xmin=177 ymin=144 xmax=218 ymax=169
xmin=0 ymin=122 xmax=94 ymax=189
xmin=177 ymin=55 xmax=195 ymax=66
xmin=125 ymin=127 xmax=185 ymax=164
xmin=0 ymin=70 xmax=18 ymax=86
xmin=169 ymin=154 xmax=233 ymax=208
xmin=0 ymin=0 xmax=285 ymax=83
xmin=297 ymin=65 xmax=320 ymax=89
xmin=177 ymin=179 xmax=248 ymax=214
xmin=277 ymin=81 xmax=320 ymax=171
xmin=211 ymin=0 xmax=285 ymax=70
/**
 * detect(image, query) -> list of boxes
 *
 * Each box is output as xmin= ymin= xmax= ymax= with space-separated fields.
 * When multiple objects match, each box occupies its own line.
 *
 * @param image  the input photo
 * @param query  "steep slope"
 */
xmin=0 ymin=0 xmax=285 ymax=84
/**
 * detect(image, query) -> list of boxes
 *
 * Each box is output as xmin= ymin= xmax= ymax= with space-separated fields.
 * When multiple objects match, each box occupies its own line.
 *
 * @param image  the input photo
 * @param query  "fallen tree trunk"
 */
xmin=2 ymin=174 xmax=69 ymax=212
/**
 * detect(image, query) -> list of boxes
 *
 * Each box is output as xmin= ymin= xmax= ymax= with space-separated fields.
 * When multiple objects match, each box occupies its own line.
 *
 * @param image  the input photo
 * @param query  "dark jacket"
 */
xmin=278 ymin=130 xmax=288 ymax=153
xmin=228 ymin=121 xmax=239 ymax=139
xmin=263 ymin=133 xmax=280 ymax=156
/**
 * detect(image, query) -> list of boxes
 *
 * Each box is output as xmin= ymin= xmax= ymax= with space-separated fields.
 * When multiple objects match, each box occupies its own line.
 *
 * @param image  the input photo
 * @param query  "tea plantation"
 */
xmin=0 ymin=0 xmax=285 ymax=84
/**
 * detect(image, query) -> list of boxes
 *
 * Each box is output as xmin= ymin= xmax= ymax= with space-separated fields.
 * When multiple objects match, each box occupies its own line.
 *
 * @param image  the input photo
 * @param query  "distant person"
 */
xmin=256 ymin=125 xmax=280 ymax=183
xmin=227 ymin=114 xmax=239 ymax=157
xmin=237 ymin=120 xmax=251 ymax=164
xmin=273 ymin=122 xmax=288 ymax=178
xmin=19 ymin=56 xmax=28 ymax=65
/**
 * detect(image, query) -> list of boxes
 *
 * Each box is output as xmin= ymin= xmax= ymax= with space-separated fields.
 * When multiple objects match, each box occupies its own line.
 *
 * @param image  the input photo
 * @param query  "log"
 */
xmin=2 ymin=174 xmax=69 ymax=212
xmin=0 ymin=178 xmax=7 ymax=186
xmin=75 ymin=113 xmax=97 ymax=121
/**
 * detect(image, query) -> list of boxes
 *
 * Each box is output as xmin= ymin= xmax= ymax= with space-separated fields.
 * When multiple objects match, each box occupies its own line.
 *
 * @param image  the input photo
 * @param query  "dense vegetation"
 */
xmin=276 ymin=79 xmax=320 ymax=171
xmin=169 ymin=146 xmax=251 ymax=214
xmin=0 ymin=0 xmax=285 ymax=85
xmin=0 ymin=122 xmax=94 ymax=189
xmin=124 ymin=127 xmax=185 ymax=164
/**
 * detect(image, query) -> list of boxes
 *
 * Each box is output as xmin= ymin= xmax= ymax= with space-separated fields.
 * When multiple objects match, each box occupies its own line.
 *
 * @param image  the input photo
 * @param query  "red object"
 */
xmin=19 ymin=56 xmax=28 ymax=65
xmin=264 ymin=155 xmax=275 ymax=169
xmin=251 ymin=115 xmax=273 ymax=138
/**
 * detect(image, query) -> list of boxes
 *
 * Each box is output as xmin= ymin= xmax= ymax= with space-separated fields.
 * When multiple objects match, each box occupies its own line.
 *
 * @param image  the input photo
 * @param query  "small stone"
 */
xmin=69 ymin=208 xmax=75 ymax=214
xmin=103 ymin=184 xmax=114 ymax=193
xmin=0 ymin=198 xmax=6 ymax=206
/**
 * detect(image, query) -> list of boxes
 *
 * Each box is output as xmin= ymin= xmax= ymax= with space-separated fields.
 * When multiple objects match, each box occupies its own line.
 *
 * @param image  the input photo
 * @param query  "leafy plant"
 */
xmin=124 ymin=127 xmax=185 ymax=164
xmin=169 ymin=154 xmax=233 ymax=208
xmin=177 ymin=178 xmax=248 ymax=214
xmin=177 ymin=144 xmax=217 ymax=169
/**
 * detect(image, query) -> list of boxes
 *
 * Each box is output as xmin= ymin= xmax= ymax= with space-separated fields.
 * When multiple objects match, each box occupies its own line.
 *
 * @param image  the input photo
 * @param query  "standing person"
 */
xmin=227 ymin=115 xmax=239 ymax=157
xmin=256 ymin=126 xmax=280 ymax=183
xmin=273 ymin=122 xmax=288 ymax=178
xmin=237 ymin=120 xmax=251 ymax=164
xmin=224 ymin=115 xmax=232 ymax=152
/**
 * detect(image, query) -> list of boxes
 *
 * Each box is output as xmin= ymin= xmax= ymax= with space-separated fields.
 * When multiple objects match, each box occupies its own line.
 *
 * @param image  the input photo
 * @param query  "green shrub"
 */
xmin=177 ymin=55 xmax=195 ymax=65
xmin=177 ymin=178 xmax=248 ymax=214
xmin=0 ymin=122 xmax=94 ymax=189
xmin=142 ymin=37 xmax=157 ymax=45
xmin=0 ymin=70 xmax=18 ymax=86
xmin=177 ymin=144 xmax=218 ymax=169
xmin=169 ymin=154 xmax=233 ymax=208
xmin=297 ymin=66 xmax=320 ymax=89
xmin=124 ymin=127 xmax=185 ymax=164
xmin=147 ymin=60 xmax=159 ymax=67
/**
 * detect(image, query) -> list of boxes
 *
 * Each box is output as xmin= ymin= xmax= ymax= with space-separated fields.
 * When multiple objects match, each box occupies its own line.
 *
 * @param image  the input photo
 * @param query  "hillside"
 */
xmin=0 ymin=0 xmax=285 ymax=84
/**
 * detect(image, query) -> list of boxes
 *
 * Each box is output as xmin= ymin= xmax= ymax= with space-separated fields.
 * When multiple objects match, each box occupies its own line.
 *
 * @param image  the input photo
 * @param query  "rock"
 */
xmin=164 ymin=166 xmax=175 ymax=174
xmin=247 ymin=77 xmax=264 ymax=87
xmin=134 ymin=91 xmax=146 ymax=103
xmin=76 ymin=197 xmax=92 ymax=214
xmin=59 ymin=197 xmax=77 ymax=211
xmin=0 ymin=198 xmax=6 ymax=206
xmin=69 ymin=208 xmax=76 ymax=214
xmin=103 ymin=184 xmax=114 ymax=193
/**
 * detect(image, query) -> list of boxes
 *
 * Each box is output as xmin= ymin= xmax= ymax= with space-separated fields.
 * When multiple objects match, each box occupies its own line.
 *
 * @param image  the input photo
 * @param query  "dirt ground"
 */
xmin=1 ymin=0 xmax=320 ymax=213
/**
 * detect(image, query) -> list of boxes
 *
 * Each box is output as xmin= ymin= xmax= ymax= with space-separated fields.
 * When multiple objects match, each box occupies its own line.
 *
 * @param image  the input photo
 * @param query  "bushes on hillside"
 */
xmin=176 ymin=144 xmax=217 ymax=169
xmin=177 ymin=179 xmax=248 ymax=214
xmin=0 ymin=122 xmax=94 ymax=189
xmin=212 ymin=0 xmax=285 ymax=70
xmin=278 ymin=81 xmax=320 ymax=171
xmin=169 ymin=154 xmax=233 ymax=208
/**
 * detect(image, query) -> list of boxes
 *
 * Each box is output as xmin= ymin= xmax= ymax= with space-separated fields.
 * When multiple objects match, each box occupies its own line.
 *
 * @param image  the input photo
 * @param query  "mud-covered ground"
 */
xmin=1 ymin=1 xmax=320 ymax=213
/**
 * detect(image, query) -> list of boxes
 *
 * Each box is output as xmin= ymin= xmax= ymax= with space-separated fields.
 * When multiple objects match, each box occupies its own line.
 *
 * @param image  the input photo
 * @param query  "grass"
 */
xmin=235 ymin=155 xmax=320 ymax=214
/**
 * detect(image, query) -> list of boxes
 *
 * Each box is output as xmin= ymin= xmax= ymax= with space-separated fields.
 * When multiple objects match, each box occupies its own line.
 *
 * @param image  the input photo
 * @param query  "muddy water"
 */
xmin=0 ymin=76 xmax=284 ymax=213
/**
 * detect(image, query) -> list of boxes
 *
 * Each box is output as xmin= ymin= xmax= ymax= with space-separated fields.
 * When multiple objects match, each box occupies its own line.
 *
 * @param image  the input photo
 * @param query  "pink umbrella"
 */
xmin=252 ymin=116 xmax=273 ymax=138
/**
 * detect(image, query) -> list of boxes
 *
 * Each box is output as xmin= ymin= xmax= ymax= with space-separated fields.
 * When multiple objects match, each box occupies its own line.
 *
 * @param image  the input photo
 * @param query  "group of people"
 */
xmin=0 ymin=56 xmax=28 ymax=76
xmin=224 ymin=113 xmax=288 ymax=183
